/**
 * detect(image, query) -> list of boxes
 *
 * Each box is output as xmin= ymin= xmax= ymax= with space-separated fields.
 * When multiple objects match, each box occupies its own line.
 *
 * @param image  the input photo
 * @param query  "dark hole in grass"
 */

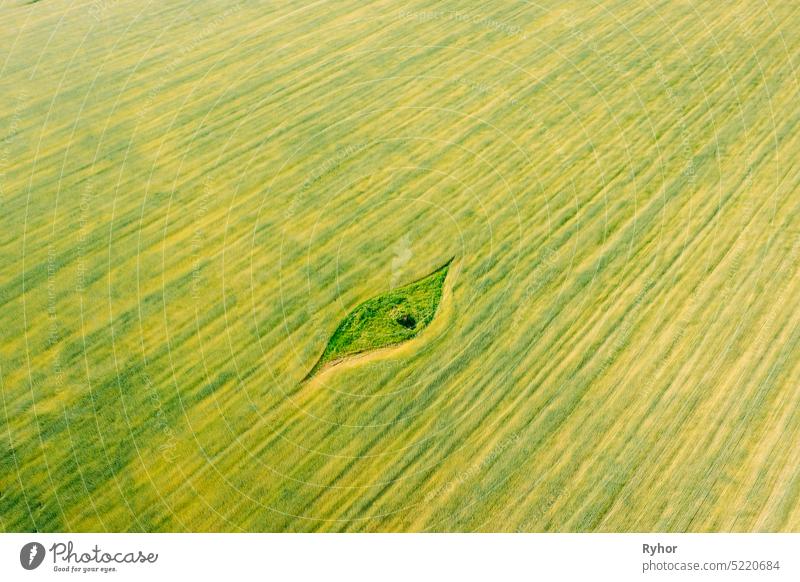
xmin=397 ymin=313 xmax=416 ymax=329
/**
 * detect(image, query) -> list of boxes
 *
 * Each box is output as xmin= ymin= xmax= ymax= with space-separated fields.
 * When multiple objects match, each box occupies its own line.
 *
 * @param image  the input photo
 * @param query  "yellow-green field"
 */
xmin=1 ymin=0 xmax=800 ymax=532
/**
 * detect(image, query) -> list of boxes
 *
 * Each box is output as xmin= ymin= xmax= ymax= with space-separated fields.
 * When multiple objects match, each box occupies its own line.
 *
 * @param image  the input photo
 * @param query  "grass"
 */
xmin=307 ymin=258 xmax=452 ymax=379
xmin=1 ymin=0 xmax=800 ymax=533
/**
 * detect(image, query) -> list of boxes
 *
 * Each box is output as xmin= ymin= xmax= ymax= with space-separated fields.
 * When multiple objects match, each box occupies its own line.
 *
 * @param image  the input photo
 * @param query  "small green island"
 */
xmin=305 ymin=258 xmax=453 ymax=379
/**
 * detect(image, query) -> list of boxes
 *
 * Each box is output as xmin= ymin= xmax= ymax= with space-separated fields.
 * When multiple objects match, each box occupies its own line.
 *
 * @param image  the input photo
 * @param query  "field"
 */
xmin=1 ymin=0 xmax=800 ymax=532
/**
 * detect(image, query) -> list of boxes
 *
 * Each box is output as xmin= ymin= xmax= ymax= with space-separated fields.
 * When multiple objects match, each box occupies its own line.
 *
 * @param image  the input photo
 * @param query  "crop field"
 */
xmin=1 ymin=0 xmax=800 ymax=532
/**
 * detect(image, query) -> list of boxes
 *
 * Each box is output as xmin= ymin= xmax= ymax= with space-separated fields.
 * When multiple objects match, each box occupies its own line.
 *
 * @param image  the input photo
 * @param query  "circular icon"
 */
xmin=19 ymin=542 xmax=46 ymax=570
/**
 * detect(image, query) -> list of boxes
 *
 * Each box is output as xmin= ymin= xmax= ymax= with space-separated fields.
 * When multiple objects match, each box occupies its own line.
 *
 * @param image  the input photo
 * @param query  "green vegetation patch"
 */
xmin=307 ymin=258 xmax=453 ymax=379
